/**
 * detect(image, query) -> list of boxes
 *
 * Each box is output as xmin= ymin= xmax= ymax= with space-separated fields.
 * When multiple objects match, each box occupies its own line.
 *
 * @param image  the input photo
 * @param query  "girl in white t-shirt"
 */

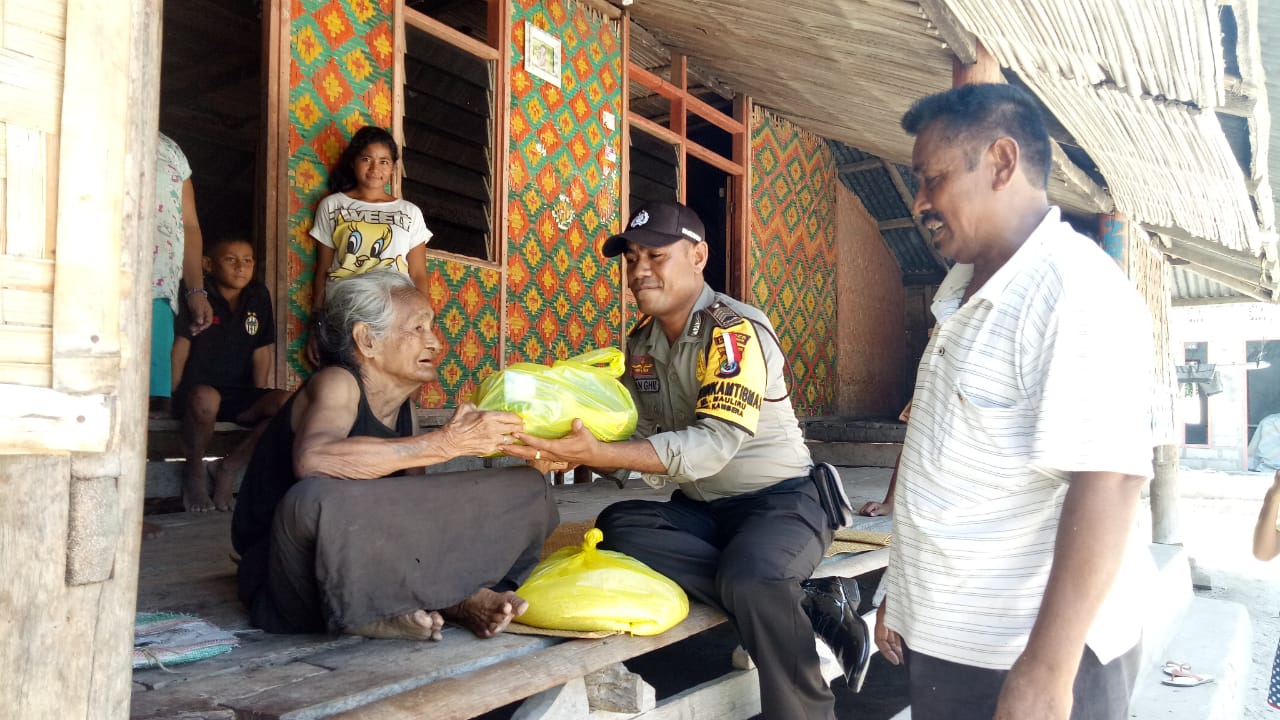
xmin=307 ymin=126 xmax=432 ymax=366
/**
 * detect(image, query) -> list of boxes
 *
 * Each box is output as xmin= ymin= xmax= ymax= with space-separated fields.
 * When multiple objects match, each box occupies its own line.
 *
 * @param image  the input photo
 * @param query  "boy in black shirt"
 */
xmin=173 ymin=238 xmax=290 ymax=512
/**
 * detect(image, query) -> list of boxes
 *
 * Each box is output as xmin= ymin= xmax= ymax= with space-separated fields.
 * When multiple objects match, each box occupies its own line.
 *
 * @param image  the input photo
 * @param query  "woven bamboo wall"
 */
xmin=749 ymin=108 xmax=838 ymax=416
xmin=1129 ymin=228 xmax=1179 ymax=444
xmin=0 ymin=0 xmax=63 ymax=388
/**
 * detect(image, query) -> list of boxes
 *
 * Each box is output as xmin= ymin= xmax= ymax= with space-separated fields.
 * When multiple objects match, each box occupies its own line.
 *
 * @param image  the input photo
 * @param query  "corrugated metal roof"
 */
xmin=839 ymin=166 xmax=909 ymax=222
xmin=883 ymin=227 xmax=945 ymax=280
xmin=827 ymin=139 xmax=944 ymax=284
xmin=1171 ymin=265 xmax=1243 ymax=303
xmin=829 ymin=142 xmax=875 ymax=165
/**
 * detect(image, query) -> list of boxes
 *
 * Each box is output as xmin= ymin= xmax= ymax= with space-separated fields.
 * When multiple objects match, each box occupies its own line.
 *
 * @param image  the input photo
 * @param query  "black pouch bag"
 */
xmin=810 ymin=462 xmax=855 ymax=530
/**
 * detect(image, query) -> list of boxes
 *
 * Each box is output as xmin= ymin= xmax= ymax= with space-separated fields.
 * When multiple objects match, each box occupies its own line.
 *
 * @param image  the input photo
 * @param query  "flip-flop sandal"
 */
xmin=1162 ymin=666 xmax=1215 ymax=687
xmin=1162 ymin=661 xmax=1191 ymax=676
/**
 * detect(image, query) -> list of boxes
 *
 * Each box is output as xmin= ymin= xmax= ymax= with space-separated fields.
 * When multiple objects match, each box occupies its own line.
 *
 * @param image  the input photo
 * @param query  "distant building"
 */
xmin=1170 ymin=299 xmax=1280 ymax=471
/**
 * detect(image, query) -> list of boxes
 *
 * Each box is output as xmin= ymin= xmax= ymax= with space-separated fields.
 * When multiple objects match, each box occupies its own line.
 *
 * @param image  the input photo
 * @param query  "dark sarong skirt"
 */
xmin=249 ymin=466 xmax=559 ymax=633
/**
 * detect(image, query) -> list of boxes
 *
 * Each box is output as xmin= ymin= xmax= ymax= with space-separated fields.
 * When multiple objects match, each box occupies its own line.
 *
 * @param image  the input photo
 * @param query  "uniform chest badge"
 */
xmin=630 ymin=354 xmax=660 ymax=393
xmin=245 ymin=311 xmax=260 ymax=336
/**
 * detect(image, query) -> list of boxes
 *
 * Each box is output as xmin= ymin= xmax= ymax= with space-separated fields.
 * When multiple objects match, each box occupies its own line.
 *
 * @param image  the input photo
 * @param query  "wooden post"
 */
xmin=952 ymin=41 xmax=1001 ymax=86
xmin=1 ymin=0 xmax=161 ymax=717
xmin=731 ymin=94 xmax=752 ymax=302
xmin=1151 ymin=444 xmax=1181 ymax=544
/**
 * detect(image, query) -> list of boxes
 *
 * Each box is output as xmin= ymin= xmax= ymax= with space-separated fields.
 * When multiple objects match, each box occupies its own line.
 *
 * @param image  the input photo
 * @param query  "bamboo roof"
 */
xmin=622 ymin=0 xmax=1280 ymax=301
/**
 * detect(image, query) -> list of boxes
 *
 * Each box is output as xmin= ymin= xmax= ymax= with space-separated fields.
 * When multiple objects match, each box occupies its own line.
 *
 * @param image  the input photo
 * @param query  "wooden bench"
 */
xmin=131 ymin=469 xmax=893 ymax=719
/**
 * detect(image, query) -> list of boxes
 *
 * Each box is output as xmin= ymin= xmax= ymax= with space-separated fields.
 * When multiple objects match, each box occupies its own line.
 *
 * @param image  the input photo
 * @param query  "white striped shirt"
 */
xmin=885 ymin=207 xmax=1155 ymax=669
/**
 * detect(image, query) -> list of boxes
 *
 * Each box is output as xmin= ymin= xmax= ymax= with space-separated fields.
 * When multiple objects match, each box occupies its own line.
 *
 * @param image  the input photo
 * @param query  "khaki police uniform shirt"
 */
xmin=622 ymin=284 xmax=811 ymax=501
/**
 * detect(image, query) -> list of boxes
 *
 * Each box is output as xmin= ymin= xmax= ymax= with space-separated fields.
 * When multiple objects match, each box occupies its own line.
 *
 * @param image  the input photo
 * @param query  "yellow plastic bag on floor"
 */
xmin=516 ymin=529 xmax=689 ymax=636
xmin=473 ymin=347 xmax=637 ymax=442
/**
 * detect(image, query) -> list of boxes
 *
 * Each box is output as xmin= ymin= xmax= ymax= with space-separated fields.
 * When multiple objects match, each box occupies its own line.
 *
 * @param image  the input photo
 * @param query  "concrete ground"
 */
xmin=1178 ymin=468 xmax=1280 ymax=718
xmin=832 ymin=465 xmax=1280 ymax=719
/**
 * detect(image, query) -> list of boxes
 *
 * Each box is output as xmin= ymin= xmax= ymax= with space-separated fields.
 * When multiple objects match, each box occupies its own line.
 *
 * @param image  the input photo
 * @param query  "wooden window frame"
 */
xmin=395 ymin=2 xmax=509 ymax=274
xmin=622 ymin=35 xmax=751 ymax=301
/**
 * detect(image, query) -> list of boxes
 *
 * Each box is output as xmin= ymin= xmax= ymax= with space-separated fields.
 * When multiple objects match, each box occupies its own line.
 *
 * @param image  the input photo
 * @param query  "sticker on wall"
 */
xmin=553 ymin=193 xmax=574 ymax=230
xmin=525 ymin=24 xmax=562 ymax=88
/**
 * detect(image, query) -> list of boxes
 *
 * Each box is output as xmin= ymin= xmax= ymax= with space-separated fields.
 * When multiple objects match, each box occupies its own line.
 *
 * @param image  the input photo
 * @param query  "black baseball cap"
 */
xmin=602 ymin=201 xmax=706 ymax=258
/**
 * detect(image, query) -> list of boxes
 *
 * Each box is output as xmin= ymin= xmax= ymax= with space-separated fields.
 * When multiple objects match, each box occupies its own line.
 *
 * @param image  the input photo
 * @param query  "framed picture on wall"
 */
xmin=525 ymin=24 xmax=562 ymax=87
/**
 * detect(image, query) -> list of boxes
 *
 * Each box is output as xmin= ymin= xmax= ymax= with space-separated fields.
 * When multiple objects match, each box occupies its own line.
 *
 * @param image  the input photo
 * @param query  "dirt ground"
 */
xmin=1179 ymin=468 xmax=1280 ymax=718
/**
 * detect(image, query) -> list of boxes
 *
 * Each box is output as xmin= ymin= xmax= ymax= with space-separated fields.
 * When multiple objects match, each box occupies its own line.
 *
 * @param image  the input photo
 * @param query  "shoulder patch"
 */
xmin=705 ymin=300 xmax=743 ymax=329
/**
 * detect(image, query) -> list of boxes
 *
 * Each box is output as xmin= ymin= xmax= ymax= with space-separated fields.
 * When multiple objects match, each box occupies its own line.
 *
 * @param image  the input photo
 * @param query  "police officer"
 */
xmin=504 ymin=201 xmax=867 ymax=720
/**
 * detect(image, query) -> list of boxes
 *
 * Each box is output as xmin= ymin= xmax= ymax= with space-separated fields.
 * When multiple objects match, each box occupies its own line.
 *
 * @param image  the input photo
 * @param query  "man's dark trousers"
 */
xmin=597 ymin=475 xmax=836 ymax=720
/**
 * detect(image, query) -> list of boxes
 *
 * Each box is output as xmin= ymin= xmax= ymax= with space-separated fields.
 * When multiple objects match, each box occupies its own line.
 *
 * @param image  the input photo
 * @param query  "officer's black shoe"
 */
xmin=800 ymin=576 xmax=872 ymax=692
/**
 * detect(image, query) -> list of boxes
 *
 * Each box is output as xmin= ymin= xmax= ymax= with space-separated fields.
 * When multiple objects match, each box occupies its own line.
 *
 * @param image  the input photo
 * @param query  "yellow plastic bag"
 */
xmin=516 ymin=528 xmax=689 ymax=636
xmin=473 ymin=347 xmax=638 ymax=442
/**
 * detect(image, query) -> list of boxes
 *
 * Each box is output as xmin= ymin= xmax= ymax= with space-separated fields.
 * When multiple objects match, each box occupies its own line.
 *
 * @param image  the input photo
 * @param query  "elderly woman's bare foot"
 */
xmin=443 ymin=588 xmax=528 ymax=638
xmin=346 ymin=609 xmax=443 ymax=641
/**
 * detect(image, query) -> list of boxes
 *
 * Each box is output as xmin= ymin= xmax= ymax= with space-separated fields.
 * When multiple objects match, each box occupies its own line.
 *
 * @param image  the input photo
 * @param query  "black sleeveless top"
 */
xmin=231 ymin=366 xmax=415 ymax=604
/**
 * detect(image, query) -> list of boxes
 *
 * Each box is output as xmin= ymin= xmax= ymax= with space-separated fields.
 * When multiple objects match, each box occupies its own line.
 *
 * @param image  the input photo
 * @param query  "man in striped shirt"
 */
xmin=875 ymin=84 xmax=1154 ymax=720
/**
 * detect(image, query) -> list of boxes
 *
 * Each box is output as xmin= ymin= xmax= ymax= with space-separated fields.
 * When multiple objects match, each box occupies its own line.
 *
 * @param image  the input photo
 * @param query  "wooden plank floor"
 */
xmin=131 ymin=467 xmax=893 ymax=719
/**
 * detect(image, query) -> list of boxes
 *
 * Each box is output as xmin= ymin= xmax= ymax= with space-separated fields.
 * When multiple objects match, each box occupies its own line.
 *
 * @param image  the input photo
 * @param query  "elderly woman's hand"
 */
xmin=440 ymin=403 xmax=526 ymax=458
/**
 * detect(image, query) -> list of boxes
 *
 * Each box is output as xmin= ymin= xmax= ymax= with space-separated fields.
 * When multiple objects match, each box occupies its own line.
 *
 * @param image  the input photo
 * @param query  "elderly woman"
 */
xmin=231 ymin=270 xmax=559 ymax=640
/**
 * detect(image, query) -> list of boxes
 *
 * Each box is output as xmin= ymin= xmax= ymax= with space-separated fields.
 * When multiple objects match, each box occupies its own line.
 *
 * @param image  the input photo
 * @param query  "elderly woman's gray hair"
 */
xmin=317 ymin=270 xmax=420 ymax=369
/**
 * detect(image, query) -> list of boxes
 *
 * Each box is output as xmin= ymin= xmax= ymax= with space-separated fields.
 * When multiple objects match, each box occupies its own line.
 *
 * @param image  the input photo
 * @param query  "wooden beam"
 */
xmin=685 ymin=138 xmax=742 ymax=177
xmin=266 ymin=0 xmax=292 ymax=388
xmin=731 ymin=94 xmax=751 ymax=302
xmin=672 ymin=54 xmax=686 ymax=202
xmin=1049 ymin=143 xmax=1111 ymax=214
xmin=404 ymin=8 xmax=500 ymax=62
xmin=1150 ymin=222 xmax=1275 ymax=274
xmin=877 ymin=218 xmax=917 ymax=231
xmin=629 ymin=65 xmax=743 ymax=135
xmin=951 ymin=39 xmax=999 ymax=86
xmin=627 ymin=114 xmax=741 ymax=177
xmin=491 ymin=0 xmax=511 ymax=369
xmin=1161 ymin=242 xmax=1272 ymax=301
xmin=881 ymin=160 xmax=949 ymax=271
xmin=837 ymin=158 xmax=882 ymax=174
xmin=52 ymin=0 xmax=129 ymax=397
xmin=1219 ymin=77 xmax=1260 ymax=116
xmin=620 ymin=8 xmax=633 ymax=350
xmin=917 ymin=0 xmax=977 ymax=64
xmin=323 ymin=605 xmax=730 ymax=720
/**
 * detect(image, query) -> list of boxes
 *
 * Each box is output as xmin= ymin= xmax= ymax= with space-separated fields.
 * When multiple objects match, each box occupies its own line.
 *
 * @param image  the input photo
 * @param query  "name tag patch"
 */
xmin=630 ymin=354 xmax=660 ymax=393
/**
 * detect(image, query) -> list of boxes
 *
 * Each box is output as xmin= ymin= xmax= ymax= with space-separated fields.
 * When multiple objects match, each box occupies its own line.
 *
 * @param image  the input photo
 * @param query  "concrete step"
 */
xmin=1139 ymin=543 xmax=1195 ymax=673
xmin=802 ymin=418 xmax=907 ymax=443
xmin=1131 ymin=596 xmax=1252 ymax=720
xmin=808 ymin=441 xmax=902 ymax=468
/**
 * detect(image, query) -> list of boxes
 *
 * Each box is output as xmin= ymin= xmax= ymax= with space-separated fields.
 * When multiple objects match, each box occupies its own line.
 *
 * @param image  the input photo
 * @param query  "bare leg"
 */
xmin=346 ymin=609 xmax=444 ymax=641
xmin=442 ymin=588 xmax=529 ymax=639
xmin=211 ymin=421 xmax=266 ymax=512
xmin=181 ymin=385 xmax=221 ymax=512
